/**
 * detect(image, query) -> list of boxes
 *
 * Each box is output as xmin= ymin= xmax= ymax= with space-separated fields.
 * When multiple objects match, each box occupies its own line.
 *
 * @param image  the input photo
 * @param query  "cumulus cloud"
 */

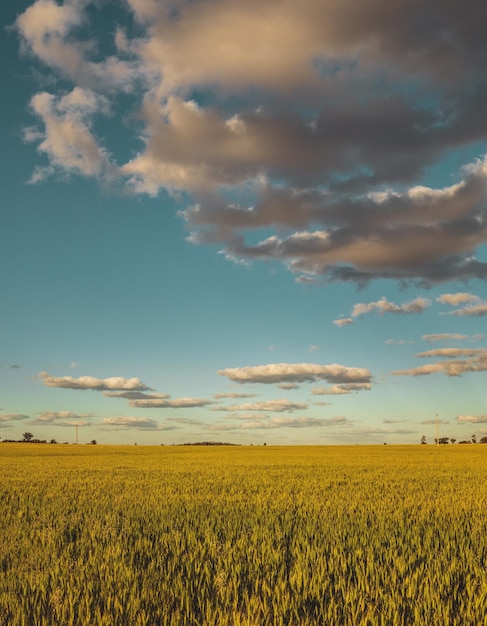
xmin=278 ymin=383 xmax=300 ymax=390
xmin=211 ymin=399 xmax=307 ymax=413
xmin=128 ymin=397 xmax=214 ymax=408
xmin=39 ymin=372 xmax=151 ymax=391
xmin=15 ymin=0 xmax=487 ymax=286
xmin=101 ymin=416 xmax=177 ymax=430
xmin=218 ymin=363 xmax=372 ymax=385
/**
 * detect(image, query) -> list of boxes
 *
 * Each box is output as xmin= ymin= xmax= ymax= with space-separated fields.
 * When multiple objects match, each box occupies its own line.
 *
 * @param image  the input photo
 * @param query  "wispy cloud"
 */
xmin=101 ymin=417 xmax=177 ymax=430
xmin=456 ymin=415 xmax=487 ymax=424
xmin=31 ymin=411 xmax=94 ymax=426
xmin=312 ymin=383 xmax=371 ymax=395
xmin=392 ymin=348 xmax=487 ymax=377
xmin=0 ymin=414 xmax=30 ymax=427
xmin=212 ymin=392 xmax=258 ymax=399
xmin=208 ymin=416 xmax=351 ymax=431
xmin=128 ymin=397 xmax=214 ymax=409
xmin=352 ymin=297 xmax=431 ymax=318
xmin=422 ymin=333 xmax=482 ymax=343
xmin=211 ymin=399 xmax=307 ymax=413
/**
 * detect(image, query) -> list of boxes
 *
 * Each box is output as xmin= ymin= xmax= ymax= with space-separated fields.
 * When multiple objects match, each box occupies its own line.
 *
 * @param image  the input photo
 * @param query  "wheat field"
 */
xmin=1 ymin=444 xmax=486 ymax=625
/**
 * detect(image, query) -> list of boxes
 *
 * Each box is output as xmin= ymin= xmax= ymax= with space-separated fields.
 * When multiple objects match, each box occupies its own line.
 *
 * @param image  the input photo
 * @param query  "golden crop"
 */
xmin=0 ymin=444 xmax=486 ymax=625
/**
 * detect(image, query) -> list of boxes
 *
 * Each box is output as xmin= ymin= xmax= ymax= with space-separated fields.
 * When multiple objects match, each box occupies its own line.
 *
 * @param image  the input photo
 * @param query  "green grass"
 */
xmin=1 ymin=444 xmax=486 ymax=625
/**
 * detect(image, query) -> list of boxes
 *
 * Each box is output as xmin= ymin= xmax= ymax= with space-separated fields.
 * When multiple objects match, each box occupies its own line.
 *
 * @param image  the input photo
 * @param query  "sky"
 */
xmin=2 ymin=0 xmax=487 ymax=445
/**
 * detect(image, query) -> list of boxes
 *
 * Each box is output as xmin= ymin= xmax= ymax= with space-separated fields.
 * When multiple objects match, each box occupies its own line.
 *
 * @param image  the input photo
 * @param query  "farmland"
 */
xmin=1 ymin=444 xmax=486 ymax=625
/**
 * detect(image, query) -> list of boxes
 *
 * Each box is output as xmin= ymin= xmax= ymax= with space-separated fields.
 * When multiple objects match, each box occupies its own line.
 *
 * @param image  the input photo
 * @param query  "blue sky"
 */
xmin=2 ymin=0 xmax=487 ymax=445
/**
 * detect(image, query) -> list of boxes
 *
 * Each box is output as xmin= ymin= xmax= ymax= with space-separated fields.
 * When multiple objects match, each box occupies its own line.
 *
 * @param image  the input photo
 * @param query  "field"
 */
xmin=1 ymin=444 xmax=486 ymax=625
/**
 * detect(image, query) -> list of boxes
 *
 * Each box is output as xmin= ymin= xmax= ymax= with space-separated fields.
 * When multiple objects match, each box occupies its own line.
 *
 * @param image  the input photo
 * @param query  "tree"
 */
xmin=450 ymin=438 xmax=456 ymax=444
xmin=480 ymin=436 xmax=487 ymax=444
xmin=22 ymin=432 xmax=33 ymax=442
xmin=421 ymin=435 xmax=427 ymax=445
xmin=472 ymin=434 xmax=477 ymax=444
xmin=90 ymin=440 xmax=97 ymax=445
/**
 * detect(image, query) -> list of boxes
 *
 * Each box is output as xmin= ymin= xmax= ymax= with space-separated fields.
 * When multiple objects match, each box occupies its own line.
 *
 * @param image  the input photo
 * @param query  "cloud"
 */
xmin=333 ymin=318 xmax=353 ymax=327
xmin=308 ymin=345 xmax=319 ymax=353
xmin=30 ymin=411 xmax=94 ymax=426
xmin=218 ymin=362 xmax=372 ymax=385
xmin=212 ymin=392 xmax=258 ymax=399
xmin=277 ymin=383 xmax=299 ymax=390
xmin=25 ymin=89 xmax=113 ymax=183
xmin=208 ymin=416 xmax=351 ymax=431
xmin=436 ymin=292 xmax=480 ymax=306
xmin=69 ymin=362 xmax=80 ymax=369
xmin=211 ymin=399 xmax=308 ymax=413
xmin=457 ymin=415 xmax=487 ymax=424
xmin=101 ymin=416 xmax=177 ymax=430
xmin=128 ymin=397 xmax=214 ymax=408
xmin=16 ymin=0 xmax=487 ymax=285
xmin=10 ymin=364 xmax=22 ymax=369
xmin=416 ymin=348 xmax=486 ymax=359
xmin=103 ymin=391 xmax=170 ymax=400
xmin=312 ymin=383 xmax=371 ymax=395
xmin=392 ymin=348 xmax=487 ymax=377
xmin=0 ymin=414 xmax=30 ymax=427
xmin=351 ymin=296 xmax=431 ymax=318
xmin=38 ymin=372 xmax=151 ymax=391
xmin=420 ymin=419 xmax=449 ymax=425
xmin=450 ymin=302 xmax=487 ymax=317
xmin=422 ymin=333 xmax=472 ymax=343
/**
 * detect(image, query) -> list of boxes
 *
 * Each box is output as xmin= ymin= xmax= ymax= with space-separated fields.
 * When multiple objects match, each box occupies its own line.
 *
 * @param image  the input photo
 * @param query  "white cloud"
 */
xmin=218 ymin=362 xmax=372 ymax=385
xmin=38 ymin=371 xmax=151 ymax=391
